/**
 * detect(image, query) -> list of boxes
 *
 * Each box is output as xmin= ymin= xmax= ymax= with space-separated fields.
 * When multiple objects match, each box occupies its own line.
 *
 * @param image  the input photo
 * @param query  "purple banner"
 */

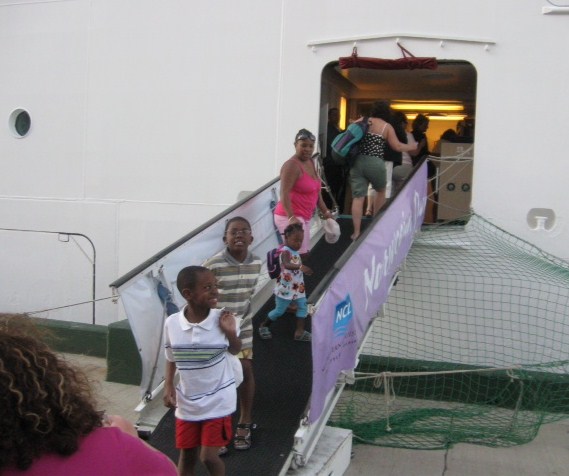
xmin=309 ymin=163 xmax=428 ymax=423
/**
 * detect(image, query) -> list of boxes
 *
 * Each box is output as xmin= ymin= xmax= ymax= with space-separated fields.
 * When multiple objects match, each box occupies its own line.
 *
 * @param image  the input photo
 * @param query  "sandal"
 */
xmin=234 ymin=423 xmax=254 ymax=450
xmin=258 ymin=326 xmax=272 ymax=340
xmin=294 ymin=330 xmax=312 ymax=342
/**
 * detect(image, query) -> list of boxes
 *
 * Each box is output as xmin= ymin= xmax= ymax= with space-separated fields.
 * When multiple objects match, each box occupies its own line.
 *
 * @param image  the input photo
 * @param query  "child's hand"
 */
xmin=163 ymin=388 xmax=177 ymax=409
xmin=219 ymin=310 xmax=237 ymax=335
xmin=301 ymin=265 xmax=313 ymax=276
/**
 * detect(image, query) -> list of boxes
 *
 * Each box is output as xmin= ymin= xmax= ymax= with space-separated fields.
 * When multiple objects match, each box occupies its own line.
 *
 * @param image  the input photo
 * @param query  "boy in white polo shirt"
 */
xmin=163 ymin=266 xmax=241 ymax=476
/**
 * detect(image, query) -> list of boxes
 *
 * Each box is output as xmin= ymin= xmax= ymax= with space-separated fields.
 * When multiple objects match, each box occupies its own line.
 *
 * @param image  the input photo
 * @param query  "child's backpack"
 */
xmin=330 ymin=117 xmax=369 ymax=167
xmin=267 ymin=245 xmax=284 ymax=279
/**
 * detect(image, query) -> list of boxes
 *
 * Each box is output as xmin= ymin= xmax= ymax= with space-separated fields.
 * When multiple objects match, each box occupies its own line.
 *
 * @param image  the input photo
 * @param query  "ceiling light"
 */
xmin=392 ymin=102 xmax=464 ymax=112
xmin=405 ymin=113 xmax=467 ymax=121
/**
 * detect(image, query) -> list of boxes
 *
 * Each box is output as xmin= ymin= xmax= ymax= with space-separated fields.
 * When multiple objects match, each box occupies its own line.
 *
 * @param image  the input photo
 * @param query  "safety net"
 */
xmin=329 ymin=213 xmax=569 ymax=449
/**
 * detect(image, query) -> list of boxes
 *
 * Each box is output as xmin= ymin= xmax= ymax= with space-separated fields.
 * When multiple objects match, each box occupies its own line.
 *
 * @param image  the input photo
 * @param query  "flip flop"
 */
xmin=294 ymin=330 xmax=312 ymax=342
xmin=258 ymin=326 xmax=272 ymax=339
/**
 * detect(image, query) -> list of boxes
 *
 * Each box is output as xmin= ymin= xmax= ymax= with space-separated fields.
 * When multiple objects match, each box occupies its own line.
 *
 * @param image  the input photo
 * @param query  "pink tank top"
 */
xmin=275 ymin=157 xmax=321 ymax=220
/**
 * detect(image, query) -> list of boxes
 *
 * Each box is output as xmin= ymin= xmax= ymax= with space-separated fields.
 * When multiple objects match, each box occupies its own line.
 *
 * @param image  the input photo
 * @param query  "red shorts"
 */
xmin=175 ymin=416 xmax=233 ymax=449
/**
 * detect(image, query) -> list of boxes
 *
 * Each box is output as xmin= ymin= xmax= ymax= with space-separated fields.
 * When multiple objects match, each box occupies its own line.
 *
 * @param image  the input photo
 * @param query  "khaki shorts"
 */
xmin=236 ymin=348 xmax=253 ymax=360
xmin=349 ymin=154 xmax=387 ymax=197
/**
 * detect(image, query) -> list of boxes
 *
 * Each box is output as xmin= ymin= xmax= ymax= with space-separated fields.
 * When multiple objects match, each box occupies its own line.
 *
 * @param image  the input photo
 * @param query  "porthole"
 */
xmin=9 ymin=109 xmax=31 ymax=138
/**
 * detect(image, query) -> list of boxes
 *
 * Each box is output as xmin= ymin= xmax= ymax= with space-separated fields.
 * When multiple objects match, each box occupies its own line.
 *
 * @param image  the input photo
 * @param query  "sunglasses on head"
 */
xmin=295 ymin=132 xmax=315 ymax=142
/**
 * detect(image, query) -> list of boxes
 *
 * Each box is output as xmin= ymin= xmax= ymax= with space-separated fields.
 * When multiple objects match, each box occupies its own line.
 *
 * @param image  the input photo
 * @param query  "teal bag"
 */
xmin=330 ymin=117 xmax=369 ymax=167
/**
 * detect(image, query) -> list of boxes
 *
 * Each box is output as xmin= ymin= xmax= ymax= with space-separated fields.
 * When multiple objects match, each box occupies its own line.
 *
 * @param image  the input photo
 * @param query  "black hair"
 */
xmin=392 ymin=111 xmax=408 ymax=124
xmin=440 ymin=128 xmax=458 ymax=141
xmin=176 ymin=265 xmax=210 ymax=294
xmin=294 ymin=128 xmax=315 ymax=142
xmin=390 ymin=111 xmax=408 ymax=143
xmin=224 ymin=216 xmax=251 ymax=234
xmin=412 ymin=114 xmax=429 ymax=130
xmin=283 ymin=223 xmax=304 ymax=237
xmin=369 ymin=100 xmax=392 ymax=121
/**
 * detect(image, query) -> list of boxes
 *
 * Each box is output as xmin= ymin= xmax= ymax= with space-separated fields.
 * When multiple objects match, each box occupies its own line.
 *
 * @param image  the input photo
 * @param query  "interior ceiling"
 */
xmin=334 ymin=61 xmax=477 ymax=117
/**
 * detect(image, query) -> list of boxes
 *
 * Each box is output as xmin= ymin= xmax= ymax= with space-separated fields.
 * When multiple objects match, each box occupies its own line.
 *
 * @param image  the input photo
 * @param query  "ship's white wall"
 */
xmin=1 ymin=0 xmax=568 ymax=324
xmin=1 ymin=0 xmax=284 ymax=324
xmin=278 ymin=0 xmax=569 ymax=261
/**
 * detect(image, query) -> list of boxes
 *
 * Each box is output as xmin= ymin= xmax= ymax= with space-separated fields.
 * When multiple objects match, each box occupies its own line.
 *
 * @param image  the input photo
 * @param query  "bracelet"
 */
xmin=288 ymin=216 xmax=295 ymax=222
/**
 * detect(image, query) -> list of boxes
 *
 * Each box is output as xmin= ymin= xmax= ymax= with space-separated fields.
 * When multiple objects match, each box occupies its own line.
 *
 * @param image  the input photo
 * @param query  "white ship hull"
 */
xmin=1 ymin=0 xmax=568 ymax=324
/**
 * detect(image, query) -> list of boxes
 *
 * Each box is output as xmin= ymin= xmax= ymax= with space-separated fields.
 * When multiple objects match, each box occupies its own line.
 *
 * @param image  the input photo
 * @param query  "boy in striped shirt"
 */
xmin=203 ymin=216 xmax=262 ymax=452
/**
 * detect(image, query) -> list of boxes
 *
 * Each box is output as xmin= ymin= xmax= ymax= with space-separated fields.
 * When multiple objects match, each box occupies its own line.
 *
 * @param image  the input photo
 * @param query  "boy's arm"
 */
xmin=163 ymin=360 xmax=177 ymax=409
xmin=226 ymin=331 xmax=242 ymax=355
xmin=219 ymin=311 xmax=242 ymax=355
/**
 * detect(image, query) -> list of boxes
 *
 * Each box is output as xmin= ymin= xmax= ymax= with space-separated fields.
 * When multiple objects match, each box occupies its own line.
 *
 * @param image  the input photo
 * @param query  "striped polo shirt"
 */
xmin=164 ymin=307 xmax=239 ymax=421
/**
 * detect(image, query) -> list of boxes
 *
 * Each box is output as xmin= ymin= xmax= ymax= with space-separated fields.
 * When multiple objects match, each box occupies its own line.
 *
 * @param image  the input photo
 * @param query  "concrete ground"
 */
xmin=67 ymin=353 xmax=569 ymax=476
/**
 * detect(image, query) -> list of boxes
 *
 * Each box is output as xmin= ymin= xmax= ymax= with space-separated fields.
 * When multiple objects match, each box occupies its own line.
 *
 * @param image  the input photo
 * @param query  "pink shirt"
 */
xmin=3 ymin=427 xmax=177 ymax=476
xmin=275 ymin=157 xmax=321 ymax=220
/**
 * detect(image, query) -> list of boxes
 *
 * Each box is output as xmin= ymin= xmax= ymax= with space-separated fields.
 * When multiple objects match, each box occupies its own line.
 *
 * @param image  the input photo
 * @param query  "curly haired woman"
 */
xmin=0 ymin=313 xmax=176 ymax=475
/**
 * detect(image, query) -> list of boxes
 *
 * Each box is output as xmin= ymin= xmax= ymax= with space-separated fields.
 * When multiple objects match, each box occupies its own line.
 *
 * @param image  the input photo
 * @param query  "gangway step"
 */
xmin=291 ymin=426 xmax=352 ymax=476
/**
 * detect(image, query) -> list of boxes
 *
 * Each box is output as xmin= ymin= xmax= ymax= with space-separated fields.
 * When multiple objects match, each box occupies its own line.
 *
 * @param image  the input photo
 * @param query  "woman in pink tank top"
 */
xmin=274 ymin=129 xmax=334 ymax=255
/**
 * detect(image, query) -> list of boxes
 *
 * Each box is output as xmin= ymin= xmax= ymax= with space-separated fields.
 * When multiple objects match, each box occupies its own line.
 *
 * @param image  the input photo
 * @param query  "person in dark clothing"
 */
xmin=384 ymin=110 xmax=408 ymax=170
xmin=411 ymin=114 xmax=436 ymax=223
xmin=411 ymin=114 xmax=430 ymax=163
xmin=323 ymin=107 xmax=346 ymax=213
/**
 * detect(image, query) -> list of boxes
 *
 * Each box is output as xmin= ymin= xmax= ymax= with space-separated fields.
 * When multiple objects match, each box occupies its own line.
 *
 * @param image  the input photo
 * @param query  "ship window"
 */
xmin=9 ymin=109 xmax=31 ymax=137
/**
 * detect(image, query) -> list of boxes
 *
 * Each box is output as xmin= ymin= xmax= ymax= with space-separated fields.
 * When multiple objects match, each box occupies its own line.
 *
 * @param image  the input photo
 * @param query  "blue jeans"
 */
xmin=268 ymin=296 xmax=308 ymax=320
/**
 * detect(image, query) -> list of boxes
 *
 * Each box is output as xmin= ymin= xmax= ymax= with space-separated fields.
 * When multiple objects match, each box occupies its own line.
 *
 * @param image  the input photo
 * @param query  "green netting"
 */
xmin=329 ymin=213 xmax=569 ymax=449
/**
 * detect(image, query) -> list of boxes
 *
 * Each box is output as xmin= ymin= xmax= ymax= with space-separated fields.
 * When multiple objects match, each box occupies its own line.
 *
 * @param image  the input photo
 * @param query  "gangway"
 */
xmin=110 ymin=161 xmax=428 ymax=475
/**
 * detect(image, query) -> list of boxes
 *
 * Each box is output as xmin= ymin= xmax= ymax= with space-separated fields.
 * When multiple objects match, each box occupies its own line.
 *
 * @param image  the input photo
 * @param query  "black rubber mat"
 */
xmin=148 ymin=217 xmax=360 ymax=475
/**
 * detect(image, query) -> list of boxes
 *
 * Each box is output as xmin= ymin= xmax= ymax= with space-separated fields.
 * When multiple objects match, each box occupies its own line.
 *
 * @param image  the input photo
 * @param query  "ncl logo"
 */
xmin=333 ymin=295 xmax=353 ymax=339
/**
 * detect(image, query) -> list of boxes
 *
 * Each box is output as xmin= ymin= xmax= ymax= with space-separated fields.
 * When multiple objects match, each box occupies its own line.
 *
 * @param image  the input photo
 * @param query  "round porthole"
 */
xmin=9 ymin=109 xmax=31 ymax=137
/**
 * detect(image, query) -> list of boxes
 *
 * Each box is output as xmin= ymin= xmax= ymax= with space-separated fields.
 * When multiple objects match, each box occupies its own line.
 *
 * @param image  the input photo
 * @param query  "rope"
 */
xmin=352 ymin=365 xmax=521 ymax=381
xmin=26 ymin=295 xmax=117 ymax=315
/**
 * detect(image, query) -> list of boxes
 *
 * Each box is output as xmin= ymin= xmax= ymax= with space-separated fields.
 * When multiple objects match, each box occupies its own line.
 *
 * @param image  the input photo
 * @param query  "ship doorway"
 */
xmin=319 ymin=60 xmax=476 ymax=223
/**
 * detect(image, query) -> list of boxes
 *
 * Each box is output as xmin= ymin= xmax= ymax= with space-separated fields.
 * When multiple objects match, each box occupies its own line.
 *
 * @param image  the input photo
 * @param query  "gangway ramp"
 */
xmin=109 ymin=161 xmax=428 ymax=474
xmin=148 ymin=218 xmax=354 ymax=475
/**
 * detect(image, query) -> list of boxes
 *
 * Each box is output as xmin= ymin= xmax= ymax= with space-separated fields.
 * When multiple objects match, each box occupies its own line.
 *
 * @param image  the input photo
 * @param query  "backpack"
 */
xmin=330 ymin=117 xmax=369 ymax=167
xmin=267 ymin=245 xmax=284 ymax=279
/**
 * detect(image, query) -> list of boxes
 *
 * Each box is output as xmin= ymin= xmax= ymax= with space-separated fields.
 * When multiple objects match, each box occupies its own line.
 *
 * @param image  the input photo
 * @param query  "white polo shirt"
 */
xmin=164 ymin=307 xmax=239 ymax=421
